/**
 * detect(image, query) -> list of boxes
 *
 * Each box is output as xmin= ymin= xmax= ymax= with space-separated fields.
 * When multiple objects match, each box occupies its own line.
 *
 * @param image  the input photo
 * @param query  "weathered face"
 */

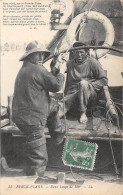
xmin=29 ymin=52 xmax=45 ymax=64
xmin=74 ymin=49 xmax=87 ymax=64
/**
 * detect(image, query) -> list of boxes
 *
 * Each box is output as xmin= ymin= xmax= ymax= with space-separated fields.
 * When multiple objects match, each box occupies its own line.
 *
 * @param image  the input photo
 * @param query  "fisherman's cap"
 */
xmin=19 ymin=40 xmax=50 ymax=61
xmin=73 ymin=41 xmax=86 ymax=48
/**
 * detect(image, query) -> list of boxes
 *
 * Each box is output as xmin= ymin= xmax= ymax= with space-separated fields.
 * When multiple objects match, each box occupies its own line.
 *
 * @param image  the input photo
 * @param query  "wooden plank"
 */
xmin=1 ymin=109 xmax=123 ymax=139
xmin=1 ymin=125 xmax=123 ymax=141
xmin=67 ymin=133 xmax=123 ymax=141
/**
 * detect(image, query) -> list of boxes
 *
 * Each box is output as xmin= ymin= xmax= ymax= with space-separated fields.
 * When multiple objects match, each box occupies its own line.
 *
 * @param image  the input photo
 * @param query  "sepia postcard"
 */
xmin=0 ymin=0 xmax=123 ymax=194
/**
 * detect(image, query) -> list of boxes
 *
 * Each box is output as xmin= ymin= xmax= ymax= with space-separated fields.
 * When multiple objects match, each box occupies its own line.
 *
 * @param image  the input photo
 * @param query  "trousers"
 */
xmin=16 ymin=101 xmax=65 ymax=176
xmin=78 ymin=81 xmax=97 ymax=112
xmin=16 ymin=124 xmax=48 ymax=176
xmin=58 ymin=81 xmax=97 ymax=117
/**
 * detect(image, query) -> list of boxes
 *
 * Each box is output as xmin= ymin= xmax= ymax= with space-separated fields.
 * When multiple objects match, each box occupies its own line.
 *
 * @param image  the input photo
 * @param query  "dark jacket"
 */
xmin=12 ymin=60 xmax=64 ymax=125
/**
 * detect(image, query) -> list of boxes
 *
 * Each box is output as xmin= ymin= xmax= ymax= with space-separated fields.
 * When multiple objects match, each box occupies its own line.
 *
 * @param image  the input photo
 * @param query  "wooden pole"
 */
xmin=43 ymin=45 xmax=123 ymax=64
xmin=8 ymin=96 xmax=14 ymax=125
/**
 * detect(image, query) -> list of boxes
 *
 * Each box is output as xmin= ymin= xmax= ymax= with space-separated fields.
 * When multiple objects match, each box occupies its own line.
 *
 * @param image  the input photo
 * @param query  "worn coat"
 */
xmin=12 ymin=60 xmax=64 ymax=125
xmin=65 ymin=56 xmax=108 ymax=95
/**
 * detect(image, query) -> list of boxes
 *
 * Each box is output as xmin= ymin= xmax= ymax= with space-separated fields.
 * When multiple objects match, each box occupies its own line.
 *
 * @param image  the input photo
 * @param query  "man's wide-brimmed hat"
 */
xmin=19 ymin=40 xmax=50 ymax=61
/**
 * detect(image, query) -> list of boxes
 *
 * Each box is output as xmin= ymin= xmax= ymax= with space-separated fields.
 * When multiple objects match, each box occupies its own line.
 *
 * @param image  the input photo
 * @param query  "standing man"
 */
xmin=51 ymin=41 xmax=108 ymax=123
xmin=12 ymin=40 xmax=65 ymax=176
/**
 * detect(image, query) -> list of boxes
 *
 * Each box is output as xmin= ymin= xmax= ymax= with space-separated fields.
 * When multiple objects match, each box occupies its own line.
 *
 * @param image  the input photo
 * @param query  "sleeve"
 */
xmin=50 ymin=59 xmax=60 ymax=76
xmin=50 ymin=58 xmax=68 ymax=75
xmin=91 ymin=59 xmax=108 ymax=91
xmin=38 ymin=66 xmax=65 ymax=93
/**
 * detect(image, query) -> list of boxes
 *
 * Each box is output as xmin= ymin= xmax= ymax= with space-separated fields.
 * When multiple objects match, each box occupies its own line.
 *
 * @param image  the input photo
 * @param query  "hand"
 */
xmin=59 ymin=62 xmax=67 ymax=74
xmin=54 ymin=54 xmax=63 ymax=69
xmin=52 ymin=53 xmax=67 ymax=75
xmin=51 ymin=62 xmax=66 ymax=76
xmin=80 ymin=80 xmax=90 ymax=88
xmin=53 ymin=49 xmax=61 ymax=59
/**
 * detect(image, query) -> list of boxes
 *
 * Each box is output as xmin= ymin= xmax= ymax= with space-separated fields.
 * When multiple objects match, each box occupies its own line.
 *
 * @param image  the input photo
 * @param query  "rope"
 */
xmin=62 ymin=86 xmax=69 ymax=136
xmin=113 ymin=102 xmax=123 ymax=106
xmin=105 ymin=108 xmax=120 ymax=178
xmin=70 ymin=0 xmax=96 ymax=45
xmin=105 ymin=98 xmax=122 ymax=136
xmin=114 ymin=104 xmax=123 ymax=116
xmin=111 ymin=97 xmax=123 ymax=102
xmin=113 ymin=105 xmax=122 ymax=136
xmin=85 ymin=0 xmax=96 ymax=15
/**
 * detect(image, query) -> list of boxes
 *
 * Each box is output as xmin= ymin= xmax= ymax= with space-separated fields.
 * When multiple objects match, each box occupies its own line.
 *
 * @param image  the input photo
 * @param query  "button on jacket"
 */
xmin=12 ymin=60 xmax=64 ymax=125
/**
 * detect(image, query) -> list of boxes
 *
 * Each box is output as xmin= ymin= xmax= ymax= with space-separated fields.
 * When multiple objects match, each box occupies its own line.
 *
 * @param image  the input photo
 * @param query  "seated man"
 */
xmin=51 ymin=41 xmax=108 ymax=123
